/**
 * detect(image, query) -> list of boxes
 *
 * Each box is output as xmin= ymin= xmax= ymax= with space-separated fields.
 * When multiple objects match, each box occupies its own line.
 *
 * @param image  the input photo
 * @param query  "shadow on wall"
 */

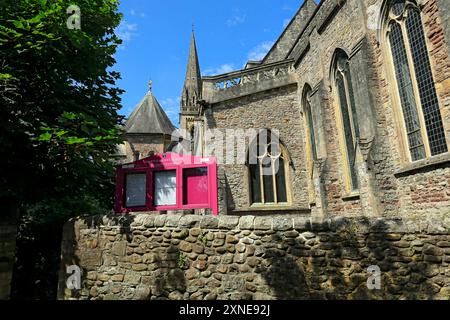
xmin=59 ymin=214 xmax=188 ymax=300
xmin=59 ymin=214 xmax=449 ymax=300
xmin=261 ymin=218 xmax=447 ymax=300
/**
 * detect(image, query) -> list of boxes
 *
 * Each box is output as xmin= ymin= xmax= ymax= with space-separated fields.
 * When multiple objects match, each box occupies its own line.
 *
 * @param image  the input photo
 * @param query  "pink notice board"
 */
xmin=114 ymin=153 xmax=218 ymax=215
xmin=183 ymin=167 xmax=208 ymax=205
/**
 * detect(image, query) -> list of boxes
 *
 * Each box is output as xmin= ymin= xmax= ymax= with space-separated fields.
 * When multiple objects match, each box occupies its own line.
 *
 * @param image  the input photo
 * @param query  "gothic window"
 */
xmin=333 ymin=52 xmax=359 ymax=192
xmin=303 ymin=85 xmax=318 ymax=163
xmin=386 ymin=0 xmax=447 ymax=161
xmin=248 ymin=131 xmax=289 ymax=205
xmin=189 ymin=126 xmax=195 ymax=140
xmin=182 ymin=89 xmax=188 ymax=109
xmin=303 ymin=84 xmax=318 ymax=202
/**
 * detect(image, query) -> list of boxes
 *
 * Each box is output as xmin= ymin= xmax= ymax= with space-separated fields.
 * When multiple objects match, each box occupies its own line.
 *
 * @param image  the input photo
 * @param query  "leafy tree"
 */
xmin=0 ymin=0 xmax=125 ymax=298
xmin=0 ymin=0 xmax=124 ymax=207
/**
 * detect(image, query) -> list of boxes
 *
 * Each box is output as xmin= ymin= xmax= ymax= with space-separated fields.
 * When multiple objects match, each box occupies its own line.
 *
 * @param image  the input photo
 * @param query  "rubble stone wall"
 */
xmin=59 ymin=214 xmax=450 ymax=300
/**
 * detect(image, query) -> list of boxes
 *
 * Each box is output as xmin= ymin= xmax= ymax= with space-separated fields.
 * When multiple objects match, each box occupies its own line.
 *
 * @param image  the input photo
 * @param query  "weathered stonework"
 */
xmin=204 ymin=84 xmax=310 ymax=212
xmin=69 ymin=0 xmax=450 ymax=301
xmin=120 ymin=134 xmax=172 ymax=164
xmin=197 ymin=0 xmax=450 ymax=221
xmin=263 ymin=0 xmax=318 ymax=64
xmin=59 ymin=214 xmax=450 ymax=300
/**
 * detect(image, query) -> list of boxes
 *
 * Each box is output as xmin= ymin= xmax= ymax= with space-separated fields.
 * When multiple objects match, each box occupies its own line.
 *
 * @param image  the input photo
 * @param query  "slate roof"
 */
xmin=261 ymin=0 xmax=318 ymax=64
xmin=125 ymin=91 xmax=176 ymax=135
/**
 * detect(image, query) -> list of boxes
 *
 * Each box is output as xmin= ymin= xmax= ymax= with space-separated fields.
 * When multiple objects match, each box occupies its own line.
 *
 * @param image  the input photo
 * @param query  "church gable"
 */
xmin=262 ymin=0 xmax=318 ymax=64
xmin=125 ymin=88 xmax=175 ymax=136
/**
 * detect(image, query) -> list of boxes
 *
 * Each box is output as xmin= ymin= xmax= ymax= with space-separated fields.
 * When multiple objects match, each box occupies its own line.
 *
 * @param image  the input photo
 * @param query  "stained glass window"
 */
xmin=335 ymin=55 xmax=359 ymax=191
xmin=387 ymin=0 xmax=447 ymax=160
xmin=249 ymin=131 xmax=289 ymax=205
xmin=303 ymin=87 xmax=318 ymax=161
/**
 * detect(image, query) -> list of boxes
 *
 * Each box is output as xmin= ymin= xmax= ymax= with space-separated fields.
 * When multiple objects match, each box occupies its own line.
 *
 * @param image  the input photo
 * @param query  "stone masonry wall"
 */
xmin=205 ymin=0 xmax=450 ymax=220
xmin=205 ymin=85 xmax=310 ymax=212
xmin=363 ymin=0 xmax=450 ymax=218
xmin=59 ymin=214 xmax=450 ymax=300
xmin=121 ymin=134 xmax=171 ymax=164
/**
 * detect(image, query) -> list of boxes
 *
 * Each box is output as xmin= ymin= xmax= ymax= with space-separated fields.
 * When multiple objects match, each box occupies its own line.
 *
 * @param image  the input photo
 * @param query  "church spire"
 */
xmin=181 ymin=29 xmax=202 ymax=111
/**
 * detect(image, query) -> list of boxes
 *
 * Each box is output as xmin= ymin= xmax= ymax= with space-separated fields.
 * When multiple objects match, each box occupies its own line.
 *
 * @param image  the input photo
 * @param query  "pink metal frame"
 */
xmin=114 ymin=153 xmax=218 ymax=215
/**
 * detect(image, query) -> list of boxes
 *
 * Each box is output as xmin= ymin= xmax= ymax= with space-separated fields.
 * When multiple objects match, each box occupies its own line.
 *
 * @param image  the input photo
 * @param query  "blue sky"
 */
xmin=115 ymin=0 xmax=307 ymax=127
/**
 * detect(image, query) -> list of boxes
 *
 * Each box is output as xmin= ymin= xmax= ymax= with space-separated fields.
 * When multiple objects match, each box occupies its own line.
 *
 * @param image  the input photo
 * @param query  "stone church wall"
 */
xmin=362 ymin=0 xmax=450 ymax=218
xmin=121 ymin=134 xmax=172 ymax=163
xmin=59 ymin=214 xmax=450 ymax=300
xmin=56 ymin=0 xmax=450 ymax=302
xmin=263 ymin=0 xmax=318 ymax=64
xmin=291 ymin=0 xmax=450 ymax=218
xmin=205 ymin=85 xmax=311 ymax=213
xmin=203 ymin=0 xmax=450 ymax=220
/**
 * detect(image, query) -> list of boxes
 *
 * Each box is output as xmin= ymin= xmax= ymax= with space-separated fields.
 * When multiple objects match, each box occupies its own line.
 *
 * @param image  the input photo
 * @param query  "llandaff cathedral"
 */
xmin=119 ymin=0 xmax=450 ymax=220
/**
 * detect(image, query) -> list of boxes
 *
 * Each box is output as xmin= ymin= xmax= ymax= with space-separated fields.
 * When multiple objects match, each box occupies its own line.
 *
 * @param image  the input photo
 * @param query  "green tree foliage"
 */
xmin=0 ymin=0 xmax=124 ymax=207
xmin=0 ymin=0 xmax=125 ymax=298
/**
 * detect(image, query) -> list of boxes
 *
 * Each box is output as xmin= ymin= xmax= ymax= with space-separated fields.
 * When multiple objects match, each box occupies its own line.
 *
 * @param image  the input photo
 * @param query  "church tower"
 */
xmin=117 ymin=81 xmax=176 ymax=163
xmin=180 ymin=30 xmax=202 ymax=137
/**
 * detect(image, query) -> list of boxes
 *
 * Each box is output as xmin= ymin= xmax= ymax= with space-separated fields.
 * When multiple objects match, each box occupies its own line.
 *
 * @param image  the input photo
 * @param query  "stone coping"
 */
xmin=71 ymin=213 xmax=450 ymax=235
xmin=394 ymin=152 xmax=450 ymax=177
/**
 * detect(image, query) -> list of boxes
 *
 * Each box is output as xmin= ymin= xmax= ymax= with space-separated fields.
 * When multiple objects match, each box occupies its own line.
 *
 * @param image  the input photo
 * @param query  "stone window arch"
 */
xmin=302 ymin=84 xmax=318 ymax=202
xmin=331 ymin=49 xmax=360 ymax=193
xmin=247 ymin=130 xmax=291 ymax=205
xmin=302 ymin=84 xmax=318 ymax=165
xmin=382 ymin=0 xmax=448 ymax=161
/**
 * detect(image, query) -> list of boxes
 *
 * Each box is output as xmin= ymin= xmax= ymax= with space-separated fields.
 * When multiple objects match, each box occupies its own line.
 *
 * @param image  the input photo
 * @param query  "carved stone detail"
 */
xmin=313 ymin=157 xmax=327 ymax=179
xmin=206 ymin=61 xmax=295 ymax=92
xmin=357 ymin=137 xmax=375 ymax=162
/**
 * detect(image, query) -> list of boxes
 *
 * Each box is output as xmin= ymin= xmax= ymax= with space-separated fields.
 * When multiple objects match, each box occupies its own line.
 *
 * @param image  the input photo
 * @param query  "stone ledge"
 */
xmin=394 ymin=153 xmax=450 ymax=177
xmin=69 ymin=214 xmax=450 ymax=235
xmin=231 ymin=206 xmax=311 ymax=214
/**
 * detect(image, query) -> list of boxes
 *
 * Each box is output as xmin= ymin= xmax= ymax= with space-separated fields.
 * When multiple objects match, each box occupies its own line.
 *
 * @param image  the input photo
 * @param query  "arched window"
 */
xmin=248 ymin=131 xmax=290 ymax=205
xmin=385 ymin=0 xmax=447 ymax=161
xmin=333 ymin=51 xmax=359 ymax=192
xmin=303 ymin=85 xmax=318 ymax=164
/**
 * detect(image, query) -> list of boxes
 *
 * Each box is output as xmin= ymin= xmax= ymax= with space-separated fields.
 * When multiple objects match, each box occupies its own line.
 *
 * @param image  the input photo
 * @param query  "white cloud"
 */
xmin=129 ymin=9 xmax=146 ymax=18
xmin=247 ymin=41 xmax=274 ymax=61
xmin=203 ymin=64 xmax=236 ymax=76
xmin=116 ymin=20 xmax=138 ymax=43
xmin=226 ymin=9 xmax=246 ymax=27
xmin=227 ymin=15 xmax=246 ymax=27
xmin=160 ymin=97 xmax=181 ymax=125
xmin=161 ymin=97 xmax=180 ymax=107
